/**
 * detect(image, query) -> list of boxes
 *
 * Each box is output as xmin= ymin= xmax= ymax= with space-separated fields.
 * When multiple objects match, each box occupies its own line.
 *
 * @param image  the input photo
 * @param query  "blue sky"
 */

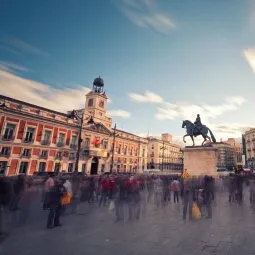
xmin=0 ymin=0 xmax=255 ymax=144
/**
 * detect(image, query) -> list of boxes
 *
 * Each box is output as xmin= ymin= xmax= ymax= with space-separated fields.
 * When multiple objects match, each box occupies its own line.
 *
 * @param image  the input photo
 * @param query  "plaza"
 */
xmin=1 ymin=183 xmax=255 ymax=255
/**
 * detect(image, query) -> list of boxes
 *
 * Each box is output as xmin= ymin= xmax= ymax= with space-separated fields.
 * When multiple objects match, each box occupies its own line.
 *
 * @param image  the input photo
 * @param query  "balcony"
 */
xmin=21 ymin=153 xmax=31 ymax=158
xmin=23 ymin=138 xmax=34 ymax=144
xmin=55 ymin=154 xmax=62 ymax=160
xmin=56 ymin=141 xmax=65 ymax=147
xmin=2 ymin=136 xmax=15 ymax=142
xmin=69 ymin=154 xmax=76 ymax=160
xmin=70 ymin=144 xmax=77 ymax=149
xmin=0 ymin=152 xmax=10 ymax=158
xmin=41 ymin=140 xmax=50 ymax=145
xmin=40 ymin=154 xmax=48 ymax=159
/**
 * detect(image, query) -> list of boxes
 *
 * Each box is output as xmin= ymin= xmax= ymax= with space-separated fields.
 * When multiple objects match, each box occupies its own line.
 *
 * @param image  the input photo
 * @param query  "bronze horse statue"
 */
xmin=182 ymin=120 xmax=216 ymax=146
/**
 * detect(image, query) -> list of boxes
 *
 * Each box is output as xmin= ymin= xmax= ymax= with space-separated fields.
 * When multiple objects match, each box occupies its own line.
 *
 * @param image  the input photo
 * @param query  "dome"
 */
xmin=93 ymin=76 xmax=104 ymax=87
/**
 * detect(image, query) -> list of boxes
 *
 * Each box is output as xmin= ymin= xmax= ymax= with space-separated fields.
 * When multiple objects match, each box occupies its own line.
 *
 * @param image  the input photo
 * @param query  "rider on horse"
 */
xmin=193 ymin=114 xmax=203 ymax=136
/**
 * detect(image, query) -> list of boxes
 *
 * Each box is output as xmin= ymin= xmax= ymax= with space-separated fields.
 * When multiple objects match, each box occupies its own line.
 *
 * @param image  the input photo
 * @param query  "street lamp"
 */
xmin=160 ymin=141 xmax=166 ymax=172
xmin=110 ymin=124 xmax=118 ymax=173
xmin=68 ymin=110 xmax=95 ymax=173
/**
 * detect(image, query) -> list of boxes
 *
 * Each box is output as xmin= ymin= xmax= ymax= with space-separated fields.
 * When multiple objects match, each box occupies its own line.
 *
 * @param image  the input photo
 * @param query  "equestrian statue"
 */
xmin=182 ymin=114 xmax=216 ymax=146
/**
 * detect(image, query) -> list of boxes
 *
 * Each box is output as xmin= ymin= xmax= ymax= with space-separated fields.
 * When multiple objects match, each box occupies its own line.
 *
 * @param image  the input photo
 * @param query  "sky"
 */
xmin=0 ymin=0 xmax=255 ymax=145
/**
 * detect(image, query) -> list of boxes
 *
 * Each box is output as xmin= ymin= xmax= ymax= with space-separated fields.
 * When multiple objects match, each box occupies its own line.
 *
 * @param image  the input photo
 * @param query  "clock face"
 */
xmin=99 ymin=100 xmax=104 ymax=108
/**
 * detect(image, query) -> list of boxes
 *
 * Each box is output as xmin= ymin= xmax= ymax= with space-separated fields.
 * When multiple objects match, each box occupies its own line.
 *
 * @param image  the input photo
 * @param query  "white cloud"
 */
xmin=116 ymin=0 xmax=175 ymax=34
xmin=1 ymin=36 xmax=49 ymax=57
xmin=129 ymin=91 xmax=164 ymax=103
xmin=243 ymin=47 xmax=255 ymax=72
xmin=107 ymin=109 xmax=131 ymax=119
xmin=155 ymin=96 xmax=246 ymax=123
xmin=0 ymin=61 xmax=28 ymax=72
xmin=0 ymin=69 xmax=90 ymax=113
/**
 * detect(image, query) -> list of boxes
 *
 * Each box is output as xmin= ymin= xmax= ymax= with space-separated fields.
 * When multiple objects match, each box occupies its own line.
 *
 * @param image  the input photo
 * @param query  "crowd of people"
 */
xmin=0 ymin=171 xmax=252 ymax=236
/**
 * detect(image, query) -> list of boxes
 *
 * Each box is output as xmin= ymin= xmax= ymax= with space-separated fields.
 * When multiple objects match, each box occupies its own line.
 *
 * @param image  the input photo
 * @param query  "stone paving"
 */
xmin=1 ymin=187 xmax=255 ymax=255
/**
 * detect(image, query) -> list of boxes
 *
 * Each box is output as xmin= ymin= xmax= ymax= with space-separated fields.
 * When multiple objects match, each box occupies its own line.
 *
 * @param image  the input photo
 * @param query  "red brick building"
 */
xmin=0 ymin=77 xmax=148 ymax=175
xmin=0 ymin=95 xmax=80 ymax=175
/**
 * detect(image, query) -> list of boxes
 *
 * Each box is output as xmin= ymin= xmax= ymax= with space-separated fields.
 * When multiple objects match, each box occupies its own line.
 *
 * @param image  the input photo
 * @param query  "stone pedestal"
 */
xmin=182 ymin=146 xmax=218 ymax=176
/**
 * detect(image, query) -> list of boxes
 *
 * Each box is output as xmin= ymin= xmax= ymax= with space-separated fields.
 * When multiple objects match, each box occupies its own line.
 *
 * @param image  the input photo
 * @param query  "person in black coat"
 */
xmin=46 ymin=179 xmax=66 ymax=229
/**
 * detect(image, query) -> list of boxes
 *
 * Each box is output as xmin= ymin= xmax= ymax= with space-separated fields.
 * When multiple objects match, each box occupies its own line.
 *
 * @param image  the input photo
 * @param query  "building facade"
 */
xmin=0 ymin=77 xmax=148 ymax=176
xmin=147 ymin=133 xmax=183 ymax=172
xmin=244 ymin=128 xmax=255 ymax=169
xmin=210 ymin=142 xmax=236 ymax=171
xmin=225 ymin=138 xmax=243 ymax=170
xmin=0 ymin=95 xmax=80 ymax=176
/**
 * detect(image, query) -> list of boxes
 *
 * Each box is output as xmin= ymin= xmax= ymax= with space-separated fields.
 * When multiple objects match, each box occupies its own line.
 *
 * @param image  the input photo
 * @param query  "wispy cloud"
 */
xmin=116 ymin=0 xmax=175 ymax=34
xmin=1 ymin=36 xmax=49 ymax=57
xmin=243 ymin=47 xmax=255 ymax=72
xmin=0 ymin=61 xmax=28 ymax=73
xmin=107 ymin=109 xmax=131 ymax=119
xmin=155 ymin=96 xmax=246 ymax=123
xmin=0 ymin=44 xmax=23 ymax=56
xmin=129 ymin=91 xmax=164 ymax=103
xmin=0 ymin=69 xmax=90 ymax=112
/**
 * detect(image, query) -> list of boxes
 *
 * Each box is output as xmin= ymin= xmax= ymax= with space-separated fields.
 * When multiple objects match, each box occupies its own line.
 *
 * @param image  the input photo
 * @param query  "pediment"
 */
xmin=85 ymin=122 xmax=112 ymax=135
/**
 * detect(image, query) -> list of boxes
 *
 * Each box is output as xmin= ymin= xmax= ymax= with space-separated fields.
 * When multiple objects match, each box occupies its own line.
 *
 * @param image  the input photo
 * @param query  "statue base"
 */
xmin=182 ymin=145 xmax=218 ymax=176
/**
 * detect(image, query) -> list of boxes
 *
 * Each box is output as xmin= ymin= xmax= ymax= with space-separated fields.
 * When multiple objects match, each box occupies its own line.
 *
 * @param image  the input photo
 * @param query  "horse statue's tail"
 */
xmin=208 ymin=128 xmax=216 ymax=143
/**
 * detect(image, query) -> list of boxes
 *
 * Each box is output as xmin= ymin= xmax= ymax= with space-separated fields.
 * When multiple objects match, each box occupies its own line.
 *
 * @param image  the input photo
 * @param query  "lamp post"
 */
xmin=68 ymin=110 xmax=95 ymax=173
xmin=110 ymin=124 xmax=117 ymax=173
xmin=160 ymin=141 xmax=166 ymax=172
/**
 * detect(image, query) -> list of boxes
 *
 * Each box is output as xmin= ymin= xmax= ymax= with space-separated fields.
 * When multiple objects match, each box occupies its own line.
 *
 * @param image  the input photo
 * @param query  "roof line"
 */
xmin=0 ymin=94 xmax=69 ymax=117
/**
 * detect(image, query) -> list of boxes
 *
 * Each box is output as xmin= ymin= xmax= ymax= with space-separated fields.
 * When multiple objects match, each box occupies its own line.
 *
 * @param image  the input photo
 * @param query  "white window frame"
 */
xmin=24 ymin=126 xmax=35 ymax=142
xmin=3 ymin=122 xmax=17 ymax=140
xmin=42 ymin=129 xmax=52 ymax=143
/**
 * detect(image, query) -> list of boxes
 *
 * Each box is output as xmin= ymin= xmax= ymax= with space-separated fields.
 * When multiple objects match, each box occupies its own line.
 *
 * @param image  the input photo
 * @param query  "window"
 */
xmin=39 ymin=162 xmax=46 ymax=172
xmin=130 ymin=147 xmax=133 ymax=155
xmin=124 ymin=145 xmax=127 ymax=155
xmin=69 ymin=152 xmax=75 ymax=159
xmin=42 ymin=130 xmax=51 ymax=144
xmin=83 ymin=150 xmax=89 ymax=157
xmin=70 ymin=136 xmax=77 ymax=146
xmin=88 ymin=98 xmax=93 ymax=107
xmin=54 ymin=163 xmax=61 ymax=173
xmin=0 ymin=147 xmax=10 ymax=156
xmin=117 ymin=165 xmax=120 ymax=172
xmin=68 ymin=163 xmax=73 ymax=173
xmin=3 ymin=123 xmax=16 ymax=140
xmin=41 ymin=150 xmax=48 ymax=158
xmin=118 ymin=145 xmax=121 ymax=154
xmin=102 ymin=140 xmax=108 ymax=149
xmin=57 ymin=133 xmax=65 ymax=146
xmin=56 ymin=151 xmax=62 ymax=159
xmin=84 ymin=138 xmax=90 ymax=148
xmin=123 ymin=165 xmax=126 ymax=173
xmin=19 ymin=162 xmax=28 ymax=174
xmin=142 ymin=149 xmax=145 ymax=157
xmin=22 ymin=149 xmax=31 ymax=157
xmin=0 ymin=161 xmax=7 ymax=175
xmin=24 ymin=127 xmax=35 ymax=143
xmin=82 ymin=163 xmax=86 ymax=173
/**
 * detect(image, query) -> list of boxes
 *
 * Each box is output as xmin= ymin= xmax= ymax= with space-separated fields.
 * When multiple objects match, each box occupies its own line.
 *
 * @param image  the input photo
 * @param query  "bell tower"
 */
xmin=84 ymin=77 xmax=112 ymax=129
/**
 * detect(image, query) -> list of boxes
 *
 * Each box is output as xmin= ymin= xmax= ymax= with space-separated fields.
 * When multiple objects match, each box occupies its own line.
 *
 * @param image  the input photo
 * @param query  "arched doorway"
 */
xmin=90 ymin=157 xmax=99 ymax=175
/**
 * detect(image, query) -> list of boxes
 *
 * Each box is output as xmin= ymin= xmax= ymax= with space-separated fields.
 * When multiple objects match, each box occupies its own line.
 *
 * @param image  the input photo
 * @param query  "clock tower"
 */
xmin=84 ymin=77 xmax=112 ymax=128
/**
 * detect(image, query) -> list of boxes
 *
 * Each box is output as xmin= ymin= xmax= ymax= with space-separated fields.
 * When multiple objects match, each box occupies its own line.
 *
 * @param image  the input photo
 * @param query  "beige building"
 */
xmin=209 ymin=142 xmax=236 ymax=171
xmin=244 ymin=128 xmax=255 ymax=169
xmin=225 ymin=138 xmax=243 ymax=169
xmin=147 ymin=133 xmax=183 ymax=172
